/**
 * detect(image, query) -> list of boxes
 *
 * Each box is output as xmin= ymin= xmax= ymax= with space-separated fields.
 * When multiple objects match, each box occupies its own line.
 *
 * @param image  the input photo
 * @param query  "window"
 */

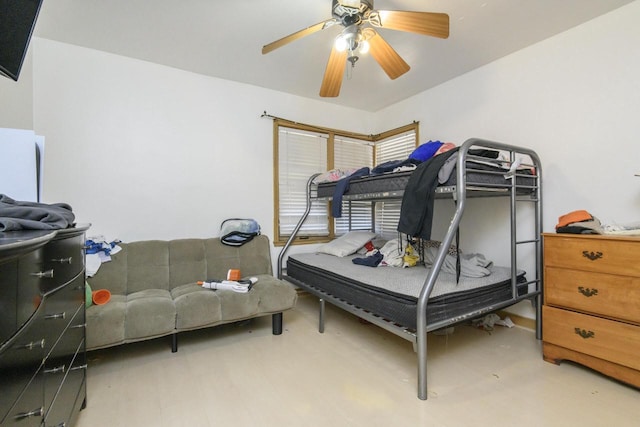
xmin=373 ymin=129 xmax=419 ymax=240
xmin=273 ymin=119 xmax=417 ymax=245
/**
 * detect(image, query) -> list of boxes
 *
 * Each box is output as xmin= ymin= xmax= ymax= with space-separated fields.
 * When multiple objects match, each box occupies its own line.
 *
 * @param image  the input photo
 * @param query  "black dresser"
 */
xmin=1 ymin=224 xmax=90 ymax=427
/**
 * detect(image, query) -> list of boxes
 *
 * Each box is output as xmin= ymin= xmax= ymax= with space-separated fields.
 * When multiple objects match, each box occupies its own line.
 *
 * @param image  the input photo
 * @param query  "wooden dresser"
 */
xmin=542 ymin=233 xmax=640 ymax=387
xmin=0 ymin=224 xmax=90 ymax=427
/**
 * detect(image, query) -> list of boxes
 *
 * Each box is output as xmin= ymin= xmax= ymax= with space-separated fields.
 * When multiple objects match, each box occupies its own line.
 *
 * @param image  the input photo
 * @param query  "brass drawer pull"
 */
xmin=574 ymin=328 xmax=595 ymax=339
xmin=51 ymin=257 xmax=73 ymax=264
xmin=577 ymin=286 xmax=598 ymax=297
xmin=14 ymin=406 xmax=43 ymax=420
xmin=44 ymin=364 xmax=66 ymax=374
xmin=582 ymin=251 xmax=603 ymax=261
xmin=31 ymin=269 xmax=54 ymax=278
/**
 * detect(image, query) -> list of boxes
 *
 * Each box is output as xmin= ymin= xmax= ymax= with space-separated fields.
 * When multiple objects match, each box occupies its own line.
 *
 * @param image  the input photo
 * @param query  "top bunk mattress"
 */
xmin=286 ymin=252 xmax=527 ymax=330
xmin=315 ymin=158 xmax=536 ymax=200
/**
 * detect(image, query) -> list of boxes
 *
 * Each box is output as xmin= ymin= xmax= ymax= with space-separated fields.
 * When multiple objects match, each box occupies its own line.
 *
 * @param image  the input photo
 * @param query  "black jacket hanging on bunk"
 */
xmin=397 ymin=148 xmax=459 ymax=240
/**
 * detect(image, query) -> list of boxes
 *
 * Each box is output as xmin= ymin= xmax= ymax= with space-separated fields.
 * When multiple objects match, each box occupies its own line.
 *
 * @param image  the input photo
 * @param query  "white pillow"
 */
xmin=317 ymin=231 xmax=377 ymax=257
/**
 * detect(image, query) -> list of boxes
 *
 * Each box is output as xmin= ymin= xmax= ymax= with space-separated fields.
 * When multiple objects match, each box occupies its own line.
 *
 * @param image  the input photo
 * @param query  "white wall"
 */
xmin=31 ymin=38 xmax=374 ymax=245
xmin=377 ymin=1 xmax=640 ymax=234
xmin=374 ymin=2 xmax=640 ymax=318
xmin=4 ymin=3 xmax=638 ymax=319
xmin=0 ymin=48 xmax=34 ymax=130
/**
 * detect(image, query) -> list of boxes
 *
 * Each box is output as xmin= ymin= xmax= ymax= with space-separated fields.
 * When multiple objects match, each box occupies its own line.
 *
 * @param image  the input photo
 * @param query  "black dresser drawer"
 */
xmin=41 ymin=234 xmax=86 ymax=292
xmin=0 ymin=317 xmax=45 ymax=422
xmin=1 ymin=224 xmax=89 ymax=427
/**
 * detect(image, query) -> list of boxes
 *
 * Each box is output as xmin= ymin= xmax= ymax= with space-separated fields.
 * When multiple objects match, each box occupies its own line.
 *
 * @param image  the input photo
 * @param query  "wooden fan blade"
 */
xmin=376 ymin=10 xmax=449 ymax=39
xmin=368 ymin=32 xmax=410 ymax=80
xmin=262 ymin=19 xmax=335 ymax=54
xmin=319 ymin=46 xmax=347 ymax=97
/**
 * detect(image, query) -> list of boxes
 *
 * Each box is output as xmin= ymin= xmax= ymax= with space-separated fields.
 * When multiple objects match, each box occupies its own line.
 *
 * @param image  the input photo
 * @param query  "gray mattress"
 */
xmin=286 ymin=253 xmax=527 ymax=330
xmin=316 ymin=160 xmax=536 ymax=199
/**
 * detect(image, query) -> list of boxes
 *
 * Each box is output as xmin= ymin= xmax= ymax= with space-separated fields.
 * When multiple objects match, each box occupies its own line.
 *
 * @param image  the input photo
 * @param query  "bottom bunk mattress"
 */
xmin=286 ymin=253 xmax=527 ymax=330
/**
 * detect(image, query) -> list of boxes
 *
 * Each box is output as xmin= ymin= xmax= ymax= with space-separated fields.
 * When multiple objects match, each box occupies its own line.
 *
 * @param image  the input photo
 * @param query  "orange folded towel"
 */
xmin=556 ymin=210 xmax=592 ymax=229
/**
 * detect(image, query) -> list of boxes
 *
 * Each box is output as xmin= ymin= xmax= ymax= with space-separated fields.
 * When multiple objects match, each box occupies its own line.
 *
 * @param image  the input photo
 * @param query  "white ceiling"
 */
xmin=34 ymin=0 xmax=635 ymax=112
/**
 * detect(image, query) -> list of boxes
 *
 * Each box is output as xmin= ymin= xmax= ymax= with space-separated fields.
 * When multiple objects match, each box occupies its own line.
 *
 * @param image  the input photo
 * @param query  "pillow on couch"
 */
xmin=317 ymin=231 xmax=377 ymax=257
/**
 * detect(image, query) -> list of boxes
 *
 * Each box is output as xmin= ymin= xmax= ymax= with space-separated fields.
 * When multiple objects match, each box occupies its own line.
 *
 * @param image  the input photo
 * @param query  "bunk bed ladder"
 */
xmin=415 ymin=138 xmax=543 ymax=400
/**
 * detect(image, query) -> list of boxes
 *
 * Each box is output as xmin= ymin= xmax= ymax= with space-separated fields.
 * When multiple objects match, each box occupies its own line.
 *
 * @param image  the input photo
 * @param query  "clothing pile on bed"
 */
xmin=316 ymin=230 xmax=493 ymax=279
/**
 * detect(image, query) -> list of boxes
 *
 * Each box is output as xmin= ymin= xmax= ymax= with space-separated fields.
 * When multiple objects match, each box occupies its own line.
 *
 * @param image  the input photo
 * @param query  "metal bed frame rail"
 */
xmin=277 ymin=138 xmax=543 ymax=400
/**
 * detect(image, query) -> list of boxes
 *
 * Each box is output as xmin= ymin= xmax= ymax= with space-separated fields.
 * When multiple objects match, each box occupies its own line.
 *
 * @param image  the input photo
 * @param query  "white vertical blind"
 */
xmin=374 ymin=129 xmax=417 ymax=239
xmin=333 ymin=136 xmax=374 ymax=235
xmin=278 ymin=127 xmax=328 ymax=237
xmin=276 ymin=123 xmax=417 ymax=242
xmin=375 ymin=130 xmax=416 ymax=164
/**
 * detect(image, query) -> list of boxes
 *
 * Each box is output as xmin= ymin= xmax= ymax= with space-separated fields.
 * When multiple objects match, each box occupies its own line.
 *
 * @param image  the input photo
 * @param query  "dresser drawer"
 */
xmin=543 ymin=305 xmax=640 ymax=371
xmin=544 ymin=234 xmax=640 ymax=276
xmin=16 ymin=249 xmax=45 ymax=326
xmin=41 ymin=234 xmax=85 ymax=292
xmin=1 ymin=370 xmax=44 ymax=427
xmin=545 ymin=266 xmax=640 ymax=324
xmin=40 ymin=275 xmax=85 ymax=356
xmin=0 ymin=318 xmax=45 ymax=423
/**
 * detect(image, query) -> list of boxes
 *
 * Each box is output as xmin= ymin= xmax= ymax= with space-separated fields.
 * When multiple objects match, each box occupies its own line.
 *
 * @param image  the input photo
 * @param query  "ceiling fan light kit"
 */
xmin=262 ymin=0 xmax=449 ymax=98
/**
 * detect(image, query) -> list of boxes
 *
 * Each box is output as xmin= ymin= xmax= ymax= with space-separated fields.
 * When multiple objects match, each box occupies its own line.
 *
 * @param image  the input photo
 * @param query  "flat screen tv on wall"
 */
xmin=0 ymin=0 xmax=44 ymax=81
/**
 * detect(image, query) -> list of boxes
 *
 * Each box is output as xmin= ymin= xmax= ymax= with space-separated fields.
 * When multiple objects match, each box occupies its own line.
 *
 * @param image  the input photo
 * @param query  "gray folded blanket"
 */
xmin=0 ymin=194 xmax=75 ymax=231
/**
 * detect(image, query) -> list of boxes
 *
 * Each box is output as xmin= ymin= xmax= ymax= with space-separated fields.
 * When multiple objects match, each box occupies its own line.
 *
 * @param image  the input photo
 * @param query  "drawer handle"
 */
xmin=70 ymin=364 xmax=88 ymax=371
xmin=14 ymin=407 xmax=43 ymax=420
xmin=31 ymin=269 xmax=54 ymax=278
xmin=574 ymin=328 xmax=595 ymax=339
xmin=51 ymin=257 xmax=73 ymax=264
xmin=577 ymin=286 xmax=598 ymax=297
xmin=20 ymin=338 xmax=45 ymax=350
xmin=582 ymin=251 xmax=603 ymax=261
xmin=44 ymin=364 xmax=66 ymax=374
xmin=44 ymin=312 xmax=66 ymax=320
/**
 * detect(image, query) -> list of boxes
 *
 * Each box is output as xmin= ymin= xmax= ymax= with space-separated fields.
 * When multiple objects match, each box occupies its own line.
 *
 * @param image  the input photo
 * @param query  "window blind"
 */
xmin=373 ymin=129 xmax=417 ymax=239
xmin=278 ymin=127 xmax=329 ymax=237
xmin=333 ymin=136 xmax=374 ymax=235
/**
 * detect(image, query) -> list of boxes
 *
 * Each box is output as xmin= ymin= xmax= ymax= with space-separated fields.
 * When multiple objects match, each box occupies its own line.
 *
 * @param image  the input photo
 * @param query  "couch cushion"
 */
xmin=172 ymin=283 xmax=223 ymax=330
xmin=125 ymin=289 xmax=175 ymax=340
xmin=126 ymin=241 xmax=170 ymax=293
xmin=204 ymin=236 xmax=272 ymax=280
xmin=168 ymin=240 xmax=207 ymax=289
xmin=86 ymin=294 xmax=127 ymax=349
xmin=248 ymin=274 xmax=298 ymax=313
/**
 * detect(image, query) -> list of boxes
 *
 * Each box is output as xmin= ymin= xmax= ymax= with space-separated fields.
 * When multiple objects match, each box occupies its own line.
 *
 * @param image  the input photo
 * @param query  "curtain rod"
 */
xmin=261 ymin=111 xmax=418 ymax=140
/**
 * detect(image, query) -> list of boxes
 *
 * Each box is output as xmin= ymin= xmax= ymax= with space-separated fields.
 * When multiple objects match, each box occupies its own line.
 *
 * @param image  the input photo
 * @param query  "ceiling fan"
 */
xmin=261 ymin=0 xmax=449 ymax=97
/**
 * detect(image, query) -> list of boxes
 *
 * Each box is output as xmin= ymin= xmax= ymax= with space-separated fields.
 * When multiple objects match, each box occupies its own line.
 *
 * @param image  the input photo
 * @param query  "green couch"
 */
xmin=85 ymin=235 xmax=297 ymax=352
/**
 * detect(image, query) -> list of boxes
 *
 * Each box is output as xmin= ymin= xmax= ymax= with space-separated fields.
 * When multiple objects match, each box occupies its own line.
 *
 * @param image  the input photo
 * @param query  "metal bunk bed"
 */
xmin=277 ymin=138 xmax=543 ymax=400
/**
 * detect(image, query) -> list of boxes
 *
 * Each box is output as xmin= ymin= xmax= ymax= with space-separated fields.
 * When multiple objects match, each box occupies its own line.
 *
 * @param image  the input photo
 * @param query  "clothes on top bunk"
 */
xmin=313 ymin=168 xmax=360 ymax=183
xmin=331 ymin=166 xmax=370 ymax=218
xmin=370 ymin=158 xmax=420 ymax=175
xmin=409 ymin=141 xmax=443 ymax=161
xmin=397 ymin=148 xmax=460 ymax=240
xmin=0 ymin=194 xmax=76 ymax=231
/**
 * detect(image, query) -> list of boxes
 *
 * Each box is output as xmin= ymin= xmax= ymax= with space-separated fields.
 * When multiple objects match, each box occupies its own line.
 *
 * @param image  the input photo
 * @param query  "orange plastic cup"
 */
xmin=92 ymin=289 xmax=111 ymax=305
xmin=227 ymin=269 xmax=241 ymax=281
